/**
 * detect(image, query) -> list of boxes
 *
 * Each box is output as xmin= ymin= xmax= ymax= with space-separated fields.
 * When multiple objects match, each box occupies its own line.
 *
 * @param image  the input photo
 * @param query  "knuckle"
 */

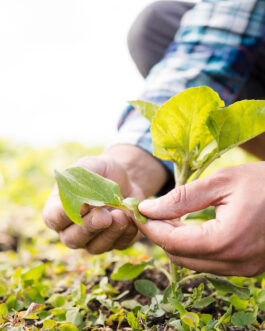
xmin=210 ymin=167 xmax=231 ymax=186
xmin=170 ymin=185 xmax=187 ymax=205
xmin=86 ymin=246 xmax=107 ymax=255
xmin=59 ymin=233 xmax=79 ymax=249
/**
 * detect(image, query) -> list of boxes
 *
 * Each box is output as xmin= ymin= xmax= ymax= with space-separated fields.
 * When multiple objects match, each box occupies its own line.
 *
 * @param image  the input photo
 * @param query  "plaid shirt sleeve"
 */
xmin=110 ymin=0 xmax=265 ymax=177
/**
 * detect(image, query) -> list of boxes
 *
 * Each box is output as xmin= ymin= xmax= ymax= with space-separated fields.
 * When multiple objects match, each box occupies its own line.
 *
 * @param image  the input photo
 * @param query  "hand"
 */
xmin=138 ymin=162 xmax=265 ymax=277
xmin=43 ymin=155 xmax=144 ymax=254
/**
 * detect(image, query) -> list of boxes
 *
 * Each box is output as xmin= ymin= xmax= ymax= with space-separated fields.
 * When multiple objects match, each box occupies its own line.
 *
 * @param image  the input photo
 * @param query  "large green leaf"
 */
xmin=129 ymin=100 xmax=159 ymax=123
xmin=55 ymin=167 xmax=146 ymax=225
xmin=150 ymin=87 xmax=224 ymax=169
xmin=207 ymin=100 xmax=265 ymax=158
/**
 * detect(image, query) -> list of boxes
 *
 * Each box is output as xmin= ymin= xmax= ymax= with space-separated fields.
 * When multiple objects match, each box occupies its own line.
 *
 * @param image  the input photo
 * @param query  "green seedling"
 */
xmin=131 ymin=86 xmax=265 ymax=282
xmin=55 ymin=86 xmax=265 ymax=285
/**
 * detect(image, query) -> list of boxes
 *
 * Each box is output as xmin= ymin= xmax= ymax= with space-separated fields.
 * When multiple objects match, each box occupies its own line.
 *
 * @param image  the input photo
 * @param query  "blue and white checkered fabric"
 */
xmin=111 ymin=0 xmax=265 ymax=175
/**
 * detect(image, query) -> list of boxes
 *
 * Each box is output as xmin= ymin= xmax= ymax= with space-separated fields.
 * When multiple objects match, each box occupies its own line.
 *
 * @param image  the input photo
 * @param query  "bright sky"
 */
xmin=0 ymin=0 xmax=196 ymax=147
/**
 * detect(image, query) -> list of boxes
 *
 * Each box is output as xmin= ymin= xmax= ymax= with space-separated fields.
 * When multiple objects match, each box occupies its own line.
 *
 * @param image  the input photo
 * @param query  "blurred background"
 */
xmin=0 ymin=0 xmax=195 ymax=148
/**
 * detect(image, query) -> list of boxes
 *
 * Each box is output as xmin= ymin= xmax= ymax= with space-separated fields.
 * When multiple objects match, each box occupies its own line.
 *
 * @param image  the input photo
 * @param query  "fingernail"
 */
xmin=139 ymin=199 xmax=155 ymax=212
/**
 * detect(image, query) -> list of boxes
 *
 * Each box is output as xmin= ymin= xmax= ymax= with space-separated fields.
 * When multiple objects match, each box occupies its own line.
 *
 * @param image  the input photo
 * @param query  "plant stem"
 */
xmin=192 ymin=154 xmax=219 ymax=181
xmin=170 ymin=161 xmax=190 ymax=284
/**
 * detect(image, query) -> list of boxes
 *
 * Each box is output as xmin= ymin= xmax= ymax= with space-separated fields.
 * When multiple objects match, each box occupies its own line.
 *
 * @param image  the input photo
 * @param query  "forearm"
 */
xmin=104 ymin=144 xmax=168 ymax=198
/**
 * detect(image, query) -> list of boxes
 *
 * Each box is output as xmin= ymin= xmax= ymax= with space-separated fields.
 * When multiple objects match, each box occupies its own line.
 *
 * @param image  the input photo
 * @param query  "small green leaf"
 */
xmin=205 ymin=275 xmax=250 ymax=300
xmin=122 ymin=197 xmax=147 ymax=224
xmin=256 ymin=289 xmax=265 ymax=304
xmin=129 ymin=100 xmax=159 ymax=123
xmin=58 ymin=323 xmax=79 ymax=331
xmin=25 ymin=303 xmax=46 ymax=316
xmin=127 ymin=312 xmax=141 ymax=330
xmin=48 ymin=294 xmax=66 ymax=307
xmin=0 ymin=303 xmax=8 ymax=319
xmin=181 ymin=312 xmax=200 ymax=328
xmin=111 ymin=262 xmax=147 ymax=281
xmin=66 ymin=308 xmax=83 ymax=326
xmin=231 ymin=311 xmax=256 ymax=327
xmin=134 ymin=279 xmax=159 ymax=297
xmin=22 ymin=264 xmax=45 ymax=282
xmin=43 ymin=320 xmax=57 ymax=329
xmin=168 ymin=298 xmax=186 ymax=316
xmin=122 ymin=300 xmax=142 ymax=310
xmin=192 ymin=296 xmax=215 ymax=309
xmin=207 ymin=100 xmax=265 ymax=159
xmin=0 ymin=280 xmax=8 ymax=297
xmin=185 ymin=206 xmax=215 ymax=221
xmin=259 ymin=301 xmax=265 ymax=311
xmin=229 ymin=294 xmax=249 ymax=311
xmin=55 ymin=167 xmax=124 ymax=225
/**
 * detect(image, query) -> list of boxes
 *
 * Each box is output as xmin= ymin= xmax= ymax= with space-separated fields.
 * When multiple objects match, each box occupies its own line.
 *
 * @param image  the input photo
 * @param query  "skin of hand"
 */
xmin=43 ymin=145 xmax=168 ymax=254
xmin=138 ymin=162 xmax=265 ymax=277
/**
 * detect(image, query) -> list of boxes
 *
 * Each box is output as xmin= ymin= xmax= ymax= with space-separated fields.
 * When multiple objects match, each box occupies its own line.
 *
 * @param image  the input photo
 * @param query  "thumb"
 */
xmin=139 ymin=174 xmax=223 ymax=220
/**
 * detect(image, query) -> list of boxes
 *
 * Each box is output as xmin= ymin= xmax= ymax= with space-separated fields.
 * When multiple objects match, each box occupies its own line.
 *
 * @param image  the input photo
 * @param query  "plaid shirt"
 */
xmin=111 ymin=0 xmax=265 ymax=176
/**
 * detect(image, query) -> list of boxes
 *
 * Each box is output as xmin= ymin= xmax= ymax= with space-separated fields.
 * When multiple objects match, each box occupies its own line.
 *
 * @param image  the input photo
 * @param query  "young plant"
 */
xmin=131 ymin=86 xmax=265 ymax=282
xmin=55 ymin=86 xmax=265 ymax=283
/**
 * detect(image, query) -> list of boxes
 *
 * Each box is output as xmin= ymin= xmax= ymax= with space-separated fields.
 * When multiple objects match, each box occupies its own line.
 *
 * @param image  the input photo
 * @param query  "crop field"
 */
xmin=0 ymin=140 xmax=265 ymax=330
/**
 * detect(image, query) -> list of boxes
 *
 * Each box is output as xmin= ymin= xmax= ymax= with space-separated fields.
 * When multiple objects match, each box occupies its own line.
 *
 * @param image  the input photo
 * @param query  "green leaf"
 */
xmin=229 ymin=294 xmax=249 ymax=311
xmin=48 ymin=294 xmax=66 ymax=307
xmin=111 ymin=262 xmax=148 ymax=281
xmin=181 ymin=312 xmax=200 ymax=328
xmin=185 ymin=206 xmax=215 ymax=221
xmin=43 ymin=320 xmax=57 ymax=329
xmin=122 ymin=300 xmax=142 ymax=310
xmin=122 ymin=197 xmax=147 ymax=224
xmin=55 ymin=167 xmax=146 ymax=225
xmin=58 ymin=323 xmax=79 ymax=331
xmin=66 ymin=308 xmax=83 ymax=326
xmin=231 ymin=311 xmax=256 ymax=327
xmin=0 ymin=303 xmax=8 ymax=319
xmin=55 ymin=167 xmax=124 ymax=225
xmin=129 ymin=100 xmax=159 ymax=123
xmin=150 ymin=87 xmax=224 ymax=170
xmin=256 ymin=289 xmax=265 ymax=304
xmin=0 ymin=279 xmax=8 ymax=297
xmin=259 ymin=301 xmax=265 ymax=311
xmin=127 ymin=312 xmax=141 ymax=330
xmin=207 ymin=100 xmax=265 ymax=158
xmin=22 ymin=264 xmax=45 ymax=282
xmin=192 ymin=296 xmax=215 ymax=309
xmin=134 ymin=279 xmax=159 ymax=297
xmin=205 ymin=275 xmax=250 ymax=300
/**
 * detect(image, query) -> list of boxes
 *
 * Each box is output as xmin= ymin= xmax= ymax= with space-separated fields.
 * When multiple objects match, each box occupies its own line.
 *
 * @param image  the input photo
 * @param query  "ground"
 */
xmin=0 ymin=140 xmax=264 ymax=330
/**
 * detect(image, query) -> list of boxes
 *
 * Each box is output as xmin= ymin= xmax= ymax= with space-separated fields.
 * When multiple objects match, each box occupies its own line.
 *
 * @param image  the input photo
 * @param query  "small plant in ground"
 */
xmin=55 ymin=86 xmax=265 ymax=329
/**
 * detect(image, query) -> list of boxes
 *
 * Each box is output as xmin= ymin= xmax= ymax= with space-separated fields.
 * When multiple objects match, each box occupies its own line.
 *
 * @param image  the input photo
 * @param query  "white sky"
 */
xmin=0 ymin=0 xmax=196 ymax=147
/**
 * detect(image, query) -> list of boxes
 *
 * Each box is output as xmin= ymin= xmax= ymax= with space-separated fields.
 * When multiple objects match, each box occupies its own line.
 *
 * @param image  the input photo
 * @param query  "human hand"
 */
xmin=43 ymin=155 xmax=144 ymax=254
xmin=138 ymin=162 xmax=265 ymax=277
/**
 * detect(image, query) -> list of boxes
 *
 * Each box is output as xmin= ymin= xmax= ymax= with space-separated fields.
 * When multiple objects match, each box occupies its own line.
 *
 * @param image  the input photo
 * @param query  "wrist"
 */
xmin=104 ymin=144 xmax=168 ymax=197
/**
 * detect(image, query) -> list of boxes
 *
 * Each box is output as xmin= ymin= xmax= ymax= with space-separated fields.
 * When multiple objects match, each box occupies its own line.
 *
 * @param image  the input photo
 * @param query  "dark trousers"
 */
xmin=127 ymin=1 xmax=265 ymax=100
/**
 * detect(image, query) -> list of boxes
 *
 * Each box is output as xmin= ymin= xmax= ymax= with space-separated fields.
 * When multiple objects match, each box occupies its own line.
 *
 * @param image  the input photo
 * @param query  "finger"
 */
xmin=137 ymin=218 xmax=227 ymax=258
xmin=86 ymin=210 xmax=131 ymax=254
xmin=167 ymin=253 xmax=243 ymax=276
xmin=139 ymin=171 xmax=228 ymax=220
xmin=113 ymin=220 xmax=139 ymax=250
xmin=59 ymin=208 xmax=112 ymax=249
xmin=43 ymin=194 xmax=72 ymax=231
